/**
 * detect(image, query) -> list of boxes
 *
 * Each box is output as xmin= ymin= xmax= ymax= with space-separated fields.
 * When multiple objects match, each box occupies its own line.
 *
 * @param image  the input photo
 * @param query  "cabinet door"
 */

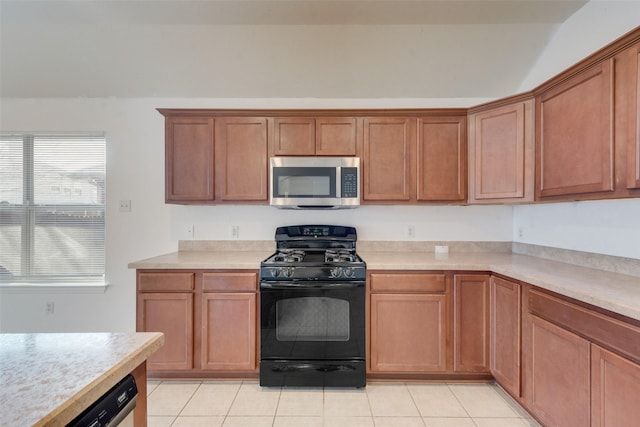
xmin=469 ymin=100 xmax=534 ymax=203
xmin=417 ymin=116 xmax=466 ymax=202
xmin=201 ymin=292 xmax=257 ymax=371
xmin=216 ymin=117 xmax=268 ymax=201
xmin=537 ymin=59 xmax=614 ymax=198
xmin=273 ymin=117 xmax=315 ymax=155
xmin=525 ymin=315 xmax=590 ymax=427
xmin=137 ymin=292 xmax=193 ymax=371
xmin=453 ymin=274 xmax=489 ymax=372
xmin=362 ymin=117 xmax=416 ymax=201
xmin=165 ymin=116 xmax=215 ymax=202
xmin=316 ymin=117 xmax=357 ymax=156
xmin=370 ymin=293 xmax=446 ymax=372
xmin=592 ymin=344 xmax=640 ymax=427
xmin=628 ymin=43 xmax=640 ymax=189
xmin=490 ymin=276 xmax=521 ymax=397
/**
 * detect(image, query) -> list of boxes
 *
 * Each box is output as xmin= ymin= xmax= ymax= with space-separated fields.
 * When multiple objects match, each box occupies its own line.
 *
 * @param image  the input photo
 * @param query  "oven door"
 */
xmin=260 ymin=281 xmax=365 ymax=361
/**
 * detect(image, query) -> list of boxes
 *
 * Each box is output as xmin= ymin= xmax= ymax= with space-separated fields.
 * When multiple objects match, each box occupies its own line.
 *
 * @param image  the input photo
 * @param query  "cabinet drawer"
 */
xmin=369 ymin=273 xmax=446 ymax=293
xmin=529 ymin=289 xmax=640 ymax=363
xmin=138 ymin=272 xmax=194 ymax=292
xmin=202 ymin=272 xmax=258 ymax=292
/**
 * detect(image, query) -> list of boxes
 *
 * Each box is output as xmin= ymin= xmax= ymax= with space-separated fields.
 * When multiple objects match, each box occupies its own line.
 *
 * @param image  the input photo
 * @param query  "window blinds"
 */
xmin=0 ymin=134 xmax=105 ymax=282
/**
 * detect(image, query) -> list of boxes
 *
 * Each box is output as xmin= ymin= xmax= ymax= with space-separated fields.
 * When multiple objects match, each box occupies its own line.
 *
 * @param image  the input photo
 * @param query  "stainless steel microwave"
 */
xmin=270 ymin=157 xmax=360 ymax=209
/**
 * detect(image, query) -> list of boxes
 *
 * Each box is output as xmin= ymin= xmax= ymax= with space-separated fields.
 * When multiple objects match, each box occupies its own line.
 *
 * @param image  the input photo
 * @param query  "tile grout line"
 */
xmin=403 ymin=382 xmax=428 ymax=427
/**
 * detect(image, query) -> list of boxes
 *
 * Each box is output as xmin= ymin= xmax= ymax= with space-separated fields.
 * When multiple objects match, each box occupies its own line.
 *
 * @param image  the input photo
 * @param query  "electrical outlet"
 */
xmin=46 ymin=301 xmax=55 ymax=315
xmin=185 ymin=225 xmax=194 ymax=240
xmin=518 ymin=227 xmax=524 ymax=239
xmin=118 ymin=200 xmax=131 ymax=212
xmin=407 ymin=225 xmax=415 ymax=238
xmin=232 ymin=225 xmax=240 ymax=239
xmin=435 ymin=245 xmax=449 ymax=254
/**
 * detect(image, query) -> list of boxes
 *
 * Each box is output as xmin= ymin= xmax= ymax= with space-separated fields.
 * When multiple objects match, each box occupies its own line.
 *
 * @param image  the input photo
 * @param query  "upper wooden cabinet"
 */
xmin=417 ymin=116 xmax=467 ymax=202
xmin=468 ymin=98 xmax=534 ymax=204
xmin=362 ymin=117 xmax=416 ymax=202
xmin=165 ymin=116 xmax=215 ymax=203
xmin=215 ymin=117 xmax=269 ymax=201
xmin=161 ymin=112 xmax=269 ymax=204
xmin=536 ymin=59 xmax=615 ymax=199
xmin=273 ymin=117 xmax=357 ymax=156
xmin=628 ymin=42 xmax=640 ymax=190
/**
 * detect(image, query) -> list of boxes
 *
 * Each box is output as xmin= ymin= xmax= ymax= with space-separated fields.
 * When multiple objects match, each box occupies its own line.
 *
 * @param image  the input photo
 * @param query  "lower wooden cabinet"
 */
xmin=453 ymin=274 xmax=489 ymax=373
xmin=591 ymin=344 xmax=640 ymax=427
xmin=524 ymin=314 xmax=591 ymax=427
xmin=136 ymin=269 xmax=258 ymax=377
xmin=489 ymin=276 xmax=521 ymax=398
xmin=137 ymin=292 xmax=194 ymax=371
xmin=370 ymin=293 xmax=447 ymax=372
xmin=201 ymin=292 xmax=257 ymax=371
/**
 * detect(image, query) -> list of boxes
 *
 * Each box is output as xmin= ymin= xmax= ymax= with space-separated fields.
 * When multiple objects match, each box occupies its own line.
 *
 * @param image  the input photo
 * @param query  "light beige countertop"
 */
xmin=0 ymin=332 xmax=164 ymax=427
xmin=130 ymin=244 xmax=640 ymax=322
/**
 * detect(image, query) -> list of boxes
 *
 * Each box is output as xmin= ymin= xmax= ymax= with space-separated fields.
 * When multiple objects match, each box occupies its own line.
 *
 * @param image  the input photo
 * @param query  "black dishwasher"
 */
xmin=66 ymin=374 xmax=137 ymax=427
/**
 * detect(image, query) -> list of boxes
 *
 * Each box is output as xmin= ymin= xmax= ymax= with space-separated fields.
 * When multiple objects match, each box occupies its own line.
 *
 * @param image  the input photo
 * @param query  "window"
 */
xmin=0 ymin=134 xmax=105 ymax=283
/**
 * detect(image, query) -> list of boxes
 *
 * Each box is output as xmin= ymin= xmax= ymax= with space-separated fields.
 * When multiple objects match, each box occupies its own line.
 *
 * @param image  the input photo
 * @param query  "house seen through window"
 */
xmin=0 ymin=134 xmax=106 ymax=283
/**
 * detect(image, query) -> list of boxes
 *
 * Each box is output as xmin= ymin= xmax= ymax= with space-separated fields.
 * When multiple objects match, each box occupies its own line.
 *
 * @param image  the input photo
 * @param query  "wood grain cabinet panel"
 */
xmin=489 ymin=276 xmax=521 ymax=398
xmin=469 ymin=99 xmax=534 ymax=203
xmin=316 ymin=117 xmax=357 ymax=156
xmin=137 ymin=292 xmax=194 ymax=371
xmin=591 ymin=344 xmax=640 ymax=427
xmin=201 ymin=292 xmax=257 ymax=371
xmin=525 ymin=314 xmax=590 ymax=427
xmin=370 ymin=293 xmax=447 ymax=372
xmin=537 ymin=59 xmax=615 ymax=198
xmin=165 ymin=116 xmax=215 ymax=202
xmin=453 ymin=274 xmax=489 ymax=373
xmin=215 ymin=117 xmax=268 ymax=201
xmin=273 ymin=117 xmax=316 ymax=155
xmin=417 ymin=116 xmax=466 ymax=202
xmin=628 ymin=43 xmax=640 ymax=189
xmin=362 ymin=117 xmax=416 ymax=202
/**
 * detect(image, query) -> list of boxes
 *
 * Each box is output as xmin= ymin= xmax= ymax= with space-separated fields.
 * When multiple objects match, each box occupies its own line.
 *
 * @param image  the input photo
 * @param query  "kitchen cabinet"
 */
xmin=417 ymin=116 xmax=467 ymax=202
xmin=215 ymin=117 xmax=269 ymax=201
xmin=591 ymin=344 xmax=640 ymax=427
xmin=536 ymin=59 xmax=615 ymax=199
xmin=368 ymin=272 xmax=447 ymax=373
xmin=468 ymin=98 xmax=534 ymax=204
xmin=362 ymin=117 xmax=416 ymax=202
xmin=273 ymin=117 xmax=357 ymax=156
xmin=489 ymin=276 xmax=521 ymax=398
xmin=160 ymin=111 xmax=269 ymax=204
xmin=524 ymin=312 xmax=591 ymax=427
xmin=165 ymin=116 xmax=215 ymax=203
xmin=136 ymin=272 xmax=195 ymax=371
xmin=136 ymin=270 xmax=258 ymax=378
xmin=522 ymin=286 xmax=640 ymax=427
xmin=453 ymin=274 xmax=489 ymax=373
xmin=628 ymin=42 xmax=640 ymax=190
xmin=200 ymin=272 xmax=257 ymax=372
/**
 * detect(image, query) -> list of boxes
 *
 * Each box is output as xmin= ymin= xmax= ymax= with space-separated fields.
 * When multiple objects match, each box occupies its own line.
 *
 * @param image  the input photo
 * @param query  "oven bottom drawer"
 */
xmin=260 ymin=359 xmax=366 ymax=388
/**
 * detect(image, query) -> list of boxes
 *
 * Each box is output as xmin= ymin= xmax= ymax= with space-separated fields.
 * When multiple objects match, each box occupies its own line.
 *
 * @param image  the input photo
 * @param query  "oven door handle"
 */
xmin=260 ymin=281 xmax=364 ymax=290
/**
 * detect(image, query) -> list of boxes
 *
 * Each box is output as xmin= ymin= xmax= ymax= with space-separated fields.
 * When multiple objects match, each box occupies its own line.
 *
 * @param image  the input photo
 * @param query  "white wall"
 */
xmin=513 ymin=0 xmax=640 ymax=259
xmin=0 ymin=97 xmax=511 ymax=333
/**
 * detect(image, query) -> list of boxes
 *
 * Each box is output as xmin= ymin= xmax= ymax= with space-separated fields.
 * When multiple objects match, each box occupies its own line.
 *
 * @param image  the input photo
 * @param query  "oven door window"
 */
xmin=276 ymin=297 xmax=349 ymax=342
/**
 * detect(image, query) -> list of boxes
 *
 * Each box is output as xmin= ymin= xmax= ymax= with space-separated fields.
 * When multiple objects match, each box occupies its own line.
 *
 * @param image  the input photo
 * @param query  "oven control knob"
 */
xmin=282 ymin=267 xmax=294 ymax=278
xmin=269 ymin=268 xmax=281 ymax=278
xmin=343 ymin=267 xmax=355 ymax=278
xmin=330 ymin=267 xmax=343 ymax=278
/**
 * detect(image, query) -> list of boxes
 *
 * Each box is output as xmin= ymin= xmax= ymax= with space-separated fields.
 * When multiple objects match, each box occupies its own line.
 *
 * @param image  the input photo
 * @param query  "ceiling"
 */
xmin=0 ymin=0 xmax=589 ymax=98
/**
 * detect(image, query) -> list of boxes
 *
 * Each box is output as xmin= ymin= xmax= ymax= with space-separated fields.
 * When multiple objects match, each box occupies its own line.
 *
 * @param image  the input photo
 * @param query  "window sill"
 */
xmin=0 ymin=282 xmax=109 ymax=294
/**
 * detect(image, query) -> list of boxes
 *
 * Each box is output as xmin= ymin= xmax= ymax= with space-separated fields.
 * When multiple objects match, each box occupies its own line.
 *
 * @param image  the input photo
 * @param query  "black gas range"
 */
xmin=259 ymin=225 xmax=366 ymax=388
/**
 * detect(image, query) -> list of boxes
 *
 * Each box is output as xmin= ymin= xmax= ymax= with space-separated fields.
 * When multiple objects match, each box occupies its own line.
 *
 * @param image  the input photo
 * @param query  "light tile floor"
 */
xmin=147 ymin=381 xmax=541 ymax=427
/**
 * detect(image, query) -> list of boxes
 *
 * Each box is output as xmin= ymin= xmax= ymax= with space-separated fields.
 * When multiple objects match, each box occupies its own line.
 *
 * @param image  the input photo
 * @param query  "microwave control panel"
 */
xmin=341 ymin=168 xmax=359 ymax=198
